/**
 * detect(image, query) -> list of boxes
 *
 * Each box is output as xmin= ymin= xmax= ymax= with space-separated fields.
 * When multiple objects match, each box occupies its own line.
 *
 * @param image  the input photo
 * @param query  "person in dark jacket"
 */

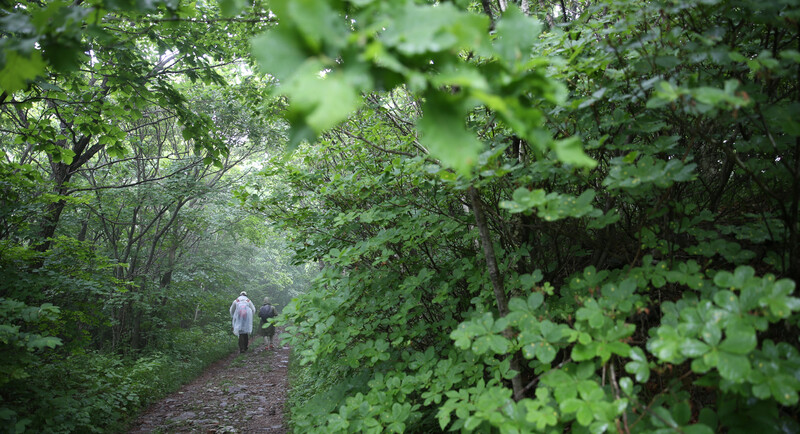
xmin=258 ymin=297 xmax=277 ymax=350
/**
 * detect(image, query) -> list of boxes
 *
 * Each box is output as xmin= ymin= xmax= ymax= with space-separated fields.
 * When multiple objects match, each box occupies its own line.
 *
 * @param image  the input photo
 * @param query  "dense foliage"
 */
xmin=3 ymin=0 xmax=800 ymax=432
xmin=242 ymin=0 xmax=800 ymax=432
xmin=0 ymin=0 xmax=309 ymax=432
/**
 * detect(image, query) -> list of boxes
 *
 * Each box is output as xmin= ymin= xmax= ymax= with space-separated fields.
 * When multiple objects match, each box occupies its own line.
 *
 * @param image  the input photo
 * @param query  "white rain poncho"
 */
xmin=230 ymin=295 xmax=256 ymax=336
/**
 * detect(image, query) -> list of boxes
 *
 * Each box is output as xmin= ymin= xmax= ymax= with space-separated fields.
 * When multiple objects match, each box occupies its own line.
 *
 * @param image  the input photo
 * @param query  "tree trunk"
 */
xmin=468 ymin=185 xmax=524 ymax=400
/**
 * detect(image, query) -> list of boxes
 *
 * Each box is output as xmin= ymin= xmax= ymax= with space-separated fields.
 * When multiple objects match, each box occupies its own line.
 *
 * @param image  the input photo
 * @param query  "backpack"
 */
xmin=259 ymin=304 xmax=275 ymax=321
xmin=236 ymin=300 xmax=250 ymax=318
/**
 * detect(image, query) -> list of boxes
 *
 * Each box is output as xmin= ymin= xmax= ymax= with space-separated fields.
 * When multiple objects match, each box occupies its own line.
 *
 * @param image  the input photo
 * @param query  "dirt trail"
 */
xmin=127 ymin=329 xmax=290 ymax=433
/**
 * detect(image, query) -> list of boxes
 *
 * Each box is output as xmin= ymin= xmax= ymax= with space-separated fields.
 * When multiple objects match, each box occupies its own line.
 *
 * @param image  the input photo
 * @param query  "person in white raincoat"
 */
xmin=230 ymin=291 xmax=256 ymax=353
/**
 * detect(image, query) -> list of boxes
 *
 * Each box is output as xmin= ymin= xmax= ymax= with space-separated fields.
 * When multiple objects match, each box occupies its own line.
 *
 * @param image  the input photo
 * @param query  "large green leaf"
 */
xmin=417 ymin=90 xmax=483 ymax=175
xmin=493 ymin=5 xmax=541 ymax=69
xmin=0 ymin=49 xmax=46 ymax=93
xmin=717 ymin=351 xmax=751 ymax=382
xmin=251 ymin=26 xmax=309 ymax=82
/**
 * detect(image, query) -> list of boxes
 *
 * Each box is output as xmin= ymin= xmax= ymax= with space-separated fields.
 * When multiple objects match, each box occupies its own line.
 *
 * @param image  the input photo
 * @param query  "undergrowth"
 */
xmin=0 ymin=326 xmax=235 ymax=434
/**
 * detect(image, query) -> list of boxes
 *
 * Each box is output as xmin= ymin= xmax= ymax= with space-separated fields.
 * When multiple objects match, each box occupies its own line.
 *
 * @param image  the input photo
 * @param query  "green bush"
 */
xmin=0 ymin=325 xmax=235 ymax=434
xmin=252 ymin=0 xmax=800 ymax=431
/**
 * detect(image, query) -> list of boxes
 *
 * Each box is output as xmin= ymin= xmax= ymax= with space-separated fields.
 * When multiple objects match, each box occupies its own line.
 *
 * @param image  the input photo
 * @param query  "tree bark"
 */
xmin=468 ymin=185 xmax=524 ymax=400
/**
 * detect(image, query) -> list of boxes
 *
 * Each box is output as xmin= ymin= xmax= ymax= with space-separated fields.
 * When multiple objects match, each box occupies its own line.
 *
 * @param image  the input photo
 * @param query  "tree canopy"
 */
xmin=2 ymin=0 xmax=800 ymax=432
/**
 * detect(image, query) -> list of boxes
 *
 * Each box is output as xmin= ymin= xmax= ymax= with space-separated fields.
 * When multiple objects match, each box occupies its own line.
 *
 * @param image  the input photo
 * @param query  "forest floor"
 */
xmin=127 ymin=329 xmax=290 ymax=433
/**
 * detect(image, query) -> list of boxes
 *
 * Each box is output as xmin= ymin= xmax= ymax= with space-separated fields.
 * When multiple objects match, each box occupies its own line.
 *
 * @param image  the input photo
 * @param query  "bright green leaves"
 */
xmin=39 ymin=144 xmax=77 ymax=165
xmin=519 ymin=320 xmax=565 ymax=364
xmin=249 ymin=0 xmax=596 ymax=174
xmin=418 ymin=91 xmax=484 ymax=175
xmin=713 ymin=266 xmax=757 ymax=290
xmin=715 ymin=351 xmax=751 ymax=383
xmin=250 ymin=0 xmax=360 ymax=148
xmin=521 ymin=390 xmax=559 ymax=430
xmin=380 ymin=3 xmax=488 ymax=56
xmin=648 ymin=324 xmax=685 ymax=363
xmin=500 ymin=187 xmax=546 ymax=213
xmin=451 ymin=293 xmax=570 ymax=365
xmin=552 ymin=137 xmax=597 ymax=169
xmin=451 ymin=313 xmax=510 ymax=355
xmin=437 ymin=380 xmax=513 ymax=432
xmin=493 ymin=5 xmax=541 ymax=71
xmin=250 ymin=0 xmax=358 ymax=147
xmin=250 ymin=26 xmax=309 ymax=83
xmin=749 ymin=340 xmax=800 ymax=406
xmin=646 ymin=79 xmax=751 ymax=113
xmin=646 ymin=267 xmax=800 ymax=402
xmin=500 ymin=187 xmax=599 ymax=221
xmin=714 ymin=267 xmax=800 ymax=320
xmin=625 ymin=347 xmax=651 ymax=382
xmin=576 ymin=299 xmax=607 ymax=329
xmin=285 ymin=63 xmax=362 ymax=135
xmin=284 ymin=0 xmax=345 ymax=53
xmin=509 ymin=292 xmax=544 ymax=314
xmin=506 ymin=293 xmax=567 ymax=364
xmin=558 ymin=383 xmax=626 ymax=429
xmin=544 ymin=367 xmax=628 ymax=430
xmin=757 ymin=278 xmax=800 ymax=319
xmin=603 ymin=154 xmax=696 ymax=193
xmin=647 ymin=402 xmax=715 ymax=434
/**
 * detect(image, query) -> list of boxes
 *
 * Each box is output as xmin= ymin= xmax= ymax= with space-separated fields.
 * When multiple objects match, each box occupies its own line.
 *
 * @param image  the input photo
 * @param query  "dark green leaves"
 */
xmin=0 ymin=50 xmax=46 ymax=93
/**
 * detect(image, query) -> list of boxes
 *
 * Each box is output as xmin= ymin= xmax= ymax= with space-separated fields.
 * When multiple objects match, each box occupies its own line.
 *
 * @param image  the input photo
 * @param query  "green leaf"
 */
xmin=682 ymin=425 xmax=715 ymax=434
xmin=681 ymin=339 xmax=710 ymax=358
xmin=219 ymin=0 xmax=247 ymax=17
xmin=625 ymin=347 xmax=650 ymax=382
xmin=280 ymin=61 xmax=364 ymax=140
xmin=717 ymin=351 xmax=750 ymax=382
xmin=501 ymin=187 xmax=547 ymax=213
xmin=508 ymin=297 xmax=528 ymax=313
xmin=251 ymin=26 xmax=309 ymax=82
xmin=552 ymin=136 xmax=598 ymax=168
xmin=286 ymin=0 xmax=345 ymax=53
xmin=672 ymin=401 xmax=691 ymax=425
xmin=26 ymin=336 xmax=62 ymax=349
xmin=576 ymin=404 xmax=594 ymax=426
xmin=536 ymin=342 xmax=557 ymax=363
xmin=464 ymin=415 xmax=482 ymax=430
xmin=713 ymin=290 xmax=740 ymax=313
xmin=494 ymin=4 xmax=541 ymax=67
xmin=560 ymin=397 xmax=582 ymax=413
xmin=619 ymin=377 xmax=633 ymax=396
xmin=718 ymin=324 xmax=756 ymax=355
xmin=418 ymin=90 xmax=483 ymax=175
xmin=487 ymin=334 xmax=510 ymax=354
xmin=380 ymin=3 xmax=488 ymax=56
xmin=572 ymin=342 xmax=597 ymax=361
xmin=769 ymin=377 xmax=800 ymax=406
xmin=0 ymin=50 xmax=47 ymax=93
xmin=528 ymin=293 xmax=544 ymax=310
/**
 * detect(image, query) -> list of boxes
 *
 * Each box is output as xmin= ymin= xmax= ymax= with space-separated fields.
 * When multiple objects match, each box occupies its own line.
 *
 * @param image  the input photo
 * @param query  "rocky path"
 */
xmin=127 ymin=329 xmax=290 ymax=433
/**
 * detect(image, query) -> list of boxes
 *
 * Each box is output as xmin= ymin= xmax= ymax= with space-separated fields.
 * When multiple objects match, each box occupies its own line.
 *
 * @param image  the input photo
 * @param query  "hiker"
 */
xmin=230 ymin=291 xmax=256 ymax=353
xmin=258 ymin=297 xmax=277 ymax=350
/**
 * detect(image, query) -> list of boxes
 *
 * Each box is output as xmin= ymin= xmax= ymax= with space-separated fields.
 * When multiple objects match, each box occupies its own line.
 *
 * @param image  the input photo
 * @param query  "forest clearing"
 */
xmin=1 ymin=0 xmax=800 ymax=433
